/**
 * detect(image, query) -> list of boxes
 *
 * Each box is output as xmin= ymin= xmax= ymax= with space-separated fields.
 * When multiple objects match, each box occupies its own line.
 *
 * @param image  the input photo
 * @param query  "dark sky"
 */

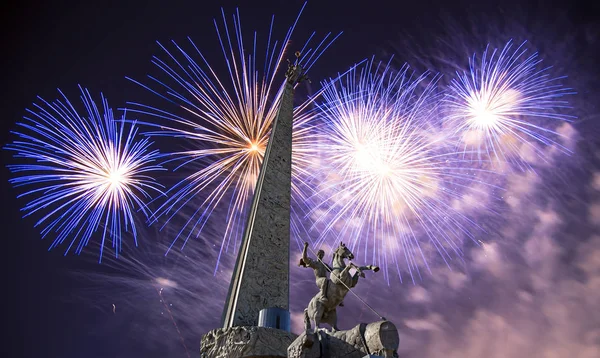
xmin=1 ymin=1 xmax=599 ymax=357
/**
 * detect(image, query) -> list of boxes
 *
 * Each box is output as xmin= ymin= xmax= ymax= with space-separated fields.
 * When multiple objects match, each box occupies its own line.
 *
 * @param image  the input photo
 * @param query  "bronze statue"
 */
xmin=303 ymin=242 xmax=379 ymax=332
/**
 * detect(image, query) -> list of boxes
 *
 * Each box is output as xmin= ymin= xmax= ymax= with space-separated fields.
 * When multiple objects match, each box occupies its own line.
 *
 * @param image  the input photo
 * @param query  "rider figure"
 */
xmin=299 ymin=242 xmax=344 ymax=306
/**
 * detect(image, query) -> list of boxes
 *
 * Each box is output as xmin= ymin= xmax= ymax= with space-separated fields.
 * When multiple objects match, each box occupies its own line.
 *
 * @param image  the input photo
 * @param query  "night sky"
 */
xmin=2 ymin=1 xmax=599 ymax=357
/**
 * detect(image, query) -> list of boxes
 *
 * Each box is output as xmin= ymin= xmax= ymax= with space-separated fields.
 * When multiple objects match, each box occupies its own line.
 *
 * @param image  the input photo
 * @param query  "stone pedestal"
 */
xmin=201 ymin=326 xmax=297 ymax=358
xmin=287 ymin=321 xmax=399 ymax=358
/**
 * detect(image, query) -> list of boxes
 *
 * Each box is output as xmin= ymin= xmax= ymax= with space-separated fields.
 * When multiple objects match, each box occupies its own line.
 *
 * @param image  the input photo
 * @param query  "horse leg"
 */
xmin=330 ymin=309 xmax=339 ymax=331
xmin=303 ymin=308 xmax=311 ymax=332
xmin=340 ymin=265 xmax=354 ymax=282
xmin=350 ymin=271 xmax=360 ymax=288
xmin=347 ymin=262 xmax=365 ymax=277
xmin=313 ymin=303 xmax=325 ymax=333
xmin=335 ymin=265 xmax=355 ymax=304
xmin=358 ymin=264 xmax=380 ymax=273
xmin=338 ymin=264 xmax=361 ymax=288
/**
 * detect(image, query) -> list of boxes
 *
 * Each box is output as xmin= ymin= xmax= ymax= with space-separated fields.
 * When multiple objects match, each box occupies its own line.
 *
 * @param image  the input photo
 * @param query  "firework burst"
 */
xmin=5 ymin=87 xmax=164 ymax=260
xmin=126 ymin=4 xmax=340 ymax=267
xmin=309 ymin=59 xmax=489 ymax=283
xmin=444 ymin=40 xmax=575 ymax=168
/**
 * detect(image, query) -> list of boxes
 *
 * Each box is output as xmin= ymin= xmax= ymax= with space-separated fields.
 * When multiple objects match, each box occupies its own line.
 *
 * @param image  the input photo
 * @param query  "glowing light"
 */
xmin=107 ymin=170 xmax=124 ymax=187
xmin=5 ymin=87 xmax=164 ymax=260
xmin=444 ymin=40 xmax=574 ymax=166
xmin=311 ymin=59 xmax=482 ymax=283
xmin=247 ymin=142 xmax=263 ymax=154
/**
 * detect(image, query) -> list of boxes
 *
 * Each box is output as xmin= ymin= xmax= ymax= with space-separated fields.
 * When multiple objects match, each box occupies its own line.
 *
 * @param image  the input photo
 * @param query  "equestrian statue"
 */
xmin=300 ymin=241 xmax=379 ymax=332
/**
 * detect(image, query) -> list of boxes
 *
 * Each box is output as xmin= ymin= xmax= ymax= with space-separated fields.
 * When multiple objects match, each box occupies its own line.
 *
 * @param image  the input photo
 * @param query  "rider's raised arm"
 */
xmin=302 ymin=242 xmax=309 ymax=260
xmin=299 ymin=242 xmax=315 ymax=268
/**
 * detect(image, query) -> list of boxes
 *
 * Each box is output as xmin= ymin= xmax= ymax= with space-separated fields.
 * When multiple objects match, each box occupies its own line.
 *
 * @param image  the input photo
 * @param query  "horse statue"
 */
xmin=303 ymin=242 xmax=379 ymax=332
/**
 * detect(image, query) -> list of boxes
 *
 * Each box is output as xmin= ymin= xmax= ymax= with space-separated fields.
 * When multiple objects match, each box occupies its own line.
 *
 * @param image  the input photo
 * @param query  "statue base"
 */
xmin=201 ymin=326 xmax=297 ymax=358
xmin=287 ymin=321 xmax=398 ymax=358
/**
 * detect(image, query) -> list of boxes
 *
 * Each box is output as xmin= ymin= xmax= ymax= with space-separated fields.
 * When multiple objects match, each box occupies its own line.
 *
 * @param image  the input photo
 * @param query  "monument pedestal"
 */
xmin=287 ymin=321 xmax=399 ymax=358
xmin=201 ymin=326 xmax=297 ymax=358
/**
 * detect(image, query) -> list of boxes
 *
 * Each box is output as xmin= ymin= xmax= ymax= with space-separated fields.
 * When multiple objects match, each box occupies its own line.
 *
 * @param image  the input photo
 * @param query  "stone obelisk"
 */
xmin=201 ymin=54 xmax=306 ymax=358
xmin=221 ymin=56 xmax=305 ymax=328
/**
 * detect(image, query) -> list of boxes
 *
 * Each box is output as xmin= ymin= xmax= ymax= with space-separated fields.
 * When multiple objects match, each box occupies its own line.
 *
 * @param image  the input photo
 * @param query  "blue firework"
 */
xmin=5 ymin=87 xmax=165 ymax=260
xmin=444 ymin=40 xmax=575 ymax=167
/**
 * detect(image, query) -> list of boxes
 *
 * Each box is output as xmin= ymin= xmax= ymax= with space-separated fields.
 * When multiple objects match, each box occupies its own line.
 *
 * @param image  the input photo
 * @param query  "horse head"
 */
xmin=333 ymin=241 xmax=354 ymax=263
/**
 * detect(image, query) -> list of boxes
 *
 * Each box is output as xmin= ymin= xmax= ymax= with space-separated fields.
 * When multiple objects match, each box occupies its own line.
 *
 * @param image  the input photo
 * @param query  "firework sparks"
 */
xmin=74 ymin=233 xmax=231 ymax=357
xmin=444 ymin=40 xmax=575 ymax=168
xmin=310 ymin=59 xmax=488 ymax=283
xmin=5 ymin=87 xmax=164 ymax=260
xmin=126 ymin=4 xmax=340 ymax=267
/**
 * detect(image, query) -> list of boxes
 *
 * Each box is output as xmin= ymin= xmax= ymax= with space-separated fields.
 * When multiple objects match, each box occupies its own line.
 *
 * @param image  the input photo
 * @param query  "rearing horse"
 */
xmin=304 ymin=242 xmax=379 ymax=332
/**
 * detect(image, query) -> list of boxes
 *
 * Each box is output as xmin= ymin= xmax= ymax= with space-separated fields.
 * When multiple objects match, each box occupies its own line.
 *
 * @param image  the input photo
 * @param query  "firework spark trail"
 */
xmin=5 ymin=87 xmax=164 ymax=260
xmin=309 ymin=59 xmax=496 ymax=283
xmin=126 ymin=4 xmax=341 ymax=269
xmin=74 ymin=233 xmax=230 ymax=357
xmin=157 ymin=287 xmax=190 ymax=358
xmin=444 ymin=40 xmax=575 ymax=169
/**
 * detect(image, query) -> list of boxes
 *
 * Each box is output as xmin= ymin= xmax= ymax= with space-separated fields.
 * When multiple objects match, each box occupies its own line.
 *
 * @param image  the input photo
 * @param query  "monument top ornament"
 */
xmin=286 ymin=51 xmax=310 ymax=86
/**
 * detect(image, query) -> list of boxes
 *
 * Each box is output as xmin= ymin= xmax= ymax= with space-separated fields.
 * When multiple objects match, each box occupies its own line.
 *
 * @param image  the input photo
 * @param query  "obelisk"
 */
xmin=200 ymin=54 xmax=305 ymax=358
xmin=221 ymin=54 xmax=306 ymax=328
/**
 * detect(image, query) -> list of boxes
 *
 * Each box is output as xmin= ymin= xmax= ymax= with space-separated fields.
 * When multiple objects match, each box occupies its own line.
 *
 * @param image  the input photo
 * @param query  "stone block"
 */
xmin=201 ymin=326 xmax=297 ymax=358
xmin=288 ymin=321 xmax=398 ymax=358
